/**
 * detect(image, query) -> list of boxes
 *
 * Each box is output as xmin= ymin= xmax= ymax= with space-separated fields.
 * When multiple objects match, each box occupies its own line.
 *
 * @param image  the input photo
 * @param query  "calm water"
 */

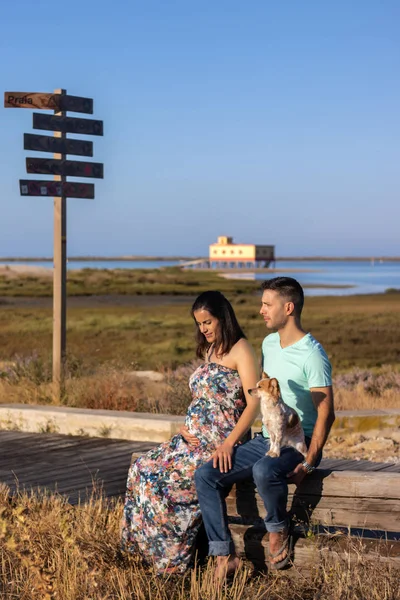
xmin=1 ymin=259 xmax=399 ymax=296
xmin=257 ymin=260 xmax=400 ymax=296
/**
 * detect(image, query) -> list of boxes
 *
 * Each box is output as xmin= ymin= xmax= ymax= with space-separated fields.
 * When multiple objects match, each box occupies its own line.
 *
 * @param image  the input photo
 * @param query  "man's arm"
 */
xmin=288 ymin=386 xmax=335 ymax=486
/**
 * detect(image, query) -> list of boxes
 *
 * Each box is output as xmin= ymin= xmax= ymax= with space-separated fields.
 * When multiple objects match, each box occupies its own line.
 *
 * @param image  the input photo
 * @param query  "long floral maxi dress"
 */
xmin=120 ymin=363 xmax=245 ymax=573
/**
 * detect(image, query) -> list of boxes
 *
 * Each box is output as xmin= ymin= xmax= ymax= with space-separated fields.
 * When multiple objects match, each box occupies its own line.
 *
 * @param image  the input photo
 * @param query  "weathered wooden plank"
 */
xmin=345 ymin=462 xmax=390 ymax=472
xmin=26 ymin=157 xmax=104 ymax=179
xmin=0 ymin=450 xmax=130 ymax=478
xmin=0 ymin=432 xmax=47 ymax=443
xmin=227 ymin=471 xmax=400 ymax=501
xmin=58 ymin=95 xmax=93 ymax=114
xmin=1 ymin=446 xmax=134 ymax=484
xmin=230 ymin=526 xmax=400 ymax=570
xmin=0 ymin=437 xmax=117 ymax=461
xmin=20 ymin=179 xmax=95 ymax=199
xmin=227 ymin=469 xmax=400 ymax=533
xmin=11 ymin=461 xmax=130 ymax=489
xmin=4 ymin=92 xmax=93 ymax=114
xmin=325 ymin=459 xmax=365 ymax=470
xmin=298 ymin=470 xmax=400 ymax=499
xmin=319 ymin=458 xmax=399 ymax=472
xmin=1 ymin=434 xmax=86 ymax=451
xmin=382 ymin=464 xmax=400 ymax=472
xmin=0 ymin=435 xmax=134 ymax=454
xmin=369 ymin=463 xmax=400 ymax=471
xmin=5 ymin=92 xmax=59 ymax=110
xmin=294 ymin=503 xmax=399 ymax=532
xmin=319 ymin=459 xmax=345 ymax=469
xmin=227 ymin=496 xmax=400 ymax=532
xmin=24 ymin=133 xmax=94 ymax=157
xmin=0 ymin=432 xmax=41 ymax=445
xmin=33 ymin=113 xmax=103 ymax=136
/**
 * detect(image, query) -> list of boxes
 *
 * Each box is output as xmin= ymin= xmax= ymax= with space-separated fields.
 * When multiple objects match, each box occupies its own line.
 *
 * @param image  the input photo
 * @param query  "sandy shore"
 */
xmin=0 ymin=263 xmax=320 ymax=276
xmin=0 ymin=264 xmax=53 ymax=278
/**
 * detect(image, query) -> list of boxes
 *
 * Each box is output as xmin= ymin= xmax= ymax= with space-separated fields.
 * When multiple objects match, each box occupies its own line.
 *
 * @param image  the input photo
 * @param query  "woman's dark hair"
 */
xmin=191 ymin=291 xmax=246 ymax=359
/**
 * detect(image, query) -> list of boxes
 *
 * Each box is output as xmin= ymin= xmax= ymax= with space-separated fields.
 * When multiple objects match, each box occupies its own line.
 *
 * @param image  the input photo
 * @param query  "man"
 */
xmin=194 ymin=277 xmax=335 ymax=576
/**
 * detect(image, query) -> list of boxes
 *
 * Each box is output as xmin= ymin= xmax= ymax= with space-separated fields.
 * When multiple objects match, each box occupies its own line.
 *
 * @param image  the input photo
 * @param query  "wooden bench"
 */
xmin=130 ymin=451 xmax=400 ymax=570
xmin=226 ymin=466 xmax=400 ymax=571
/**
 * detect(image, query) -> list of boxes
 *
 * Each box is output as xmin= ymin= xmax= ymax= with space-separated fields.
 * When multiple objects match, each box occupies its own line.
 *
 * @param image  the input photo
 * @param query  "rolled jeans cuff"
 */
xmin=265 ymin=518 xmax=289 ymax=533
xmin=208 ymin=540 xmax=236 ymax=556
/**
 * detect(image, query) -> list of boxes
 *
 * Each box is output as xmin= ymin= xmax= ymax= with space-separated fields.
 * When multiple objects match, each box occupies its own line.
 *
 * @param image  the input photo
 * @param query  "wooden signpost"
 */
xmin=4 ymin=88 xmax=104 ymax=398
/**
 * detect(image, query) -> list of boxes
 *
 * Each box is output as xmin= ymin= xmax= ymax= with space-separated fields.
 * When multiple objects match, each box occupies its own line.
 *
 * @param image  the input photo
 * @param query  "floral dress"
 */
xmin=120 ymin=362 xmax=245 ymax=573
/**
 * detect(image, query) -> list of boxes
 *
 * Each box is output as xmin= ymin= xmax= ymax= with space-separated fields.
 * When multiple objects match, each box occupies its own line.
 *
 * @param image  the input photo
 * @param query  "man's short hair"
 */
xmin=261 ymin=277 xmax=304 ymax=316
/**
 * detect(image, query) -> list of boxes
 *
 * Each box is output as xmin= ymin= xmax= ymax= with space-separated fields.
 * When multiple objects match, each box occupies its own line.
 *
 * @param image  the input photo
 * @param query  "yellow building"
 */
xmin=209 ymin=236 xmax=275 ymax=268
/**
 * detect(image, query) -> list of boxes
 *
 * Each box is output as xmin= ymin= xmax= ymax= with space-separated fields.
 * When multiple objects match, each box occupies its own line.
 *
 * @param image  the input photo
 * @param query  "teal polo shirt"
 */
xmin=261 ymin=332 xmax=332 ymax=439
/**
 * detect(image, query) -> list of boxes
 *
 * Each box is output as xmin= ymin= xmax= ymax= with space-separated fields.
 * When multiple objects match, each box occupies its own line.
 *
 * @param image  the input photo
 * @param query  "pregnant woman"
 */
xmin=121 ymin=291 xmax=259 ymax=573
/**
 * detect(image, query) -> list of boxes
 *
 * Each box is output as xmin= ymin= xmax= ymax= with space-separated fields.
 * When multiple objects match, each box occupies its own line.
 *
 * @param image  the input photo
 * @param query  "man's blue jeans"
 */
xmin=194 ymin=433 xmax=310 ymax=557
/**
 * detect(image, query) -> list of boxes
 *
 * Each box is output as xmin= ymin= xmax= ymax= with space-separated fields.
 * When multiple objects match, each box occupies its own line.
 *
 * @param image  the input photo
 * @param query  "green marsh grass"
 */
xmin=0 ymin=292 xmax=399 ymax=412
xmin=1 ymin=292 xmax=399 ymax=370
xmin=0 ymin=267 xmax=260 ymax=297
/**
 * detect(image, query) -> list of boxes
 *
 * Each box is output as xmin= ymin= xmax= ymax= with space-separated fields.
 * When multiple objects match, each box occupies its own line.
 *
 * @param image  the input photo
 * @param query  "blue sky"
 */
xmin=1 ymin=1 xmax=399 ymax=257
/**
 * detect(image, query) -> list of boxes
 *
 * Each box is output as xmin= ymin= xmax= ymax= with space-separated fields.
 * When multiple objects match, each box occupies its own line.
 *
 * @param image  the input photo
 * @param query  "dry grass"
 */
xmin=0 ymin=484 xmax=398 ymax=600
xmin=0 ymin=357 xmax=399 ymax=413
xmin=0 ymin=362 xmax=400 ymax=415
xmin=334 ymin=386 xmax=400 ymax=411
xmin=0 ymin=361 xmax=198 ymax=414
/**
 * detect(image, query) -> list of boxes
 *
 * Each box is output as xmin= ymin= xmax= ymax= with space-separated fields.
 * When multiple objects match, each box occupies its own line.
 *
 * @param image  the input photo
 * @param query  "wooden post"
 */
xmin=53 ymin=88 xmax=67 ymax=399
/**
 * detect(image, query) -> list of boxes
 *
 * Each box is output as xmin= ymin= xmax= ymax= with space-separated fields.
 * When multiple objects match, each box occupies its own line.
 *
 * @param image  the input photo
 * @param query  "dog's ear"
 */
xmin=269 ymin=378 xmax=280 ymax=397
xmin=262 ymin=371 xmax=269 ymax=379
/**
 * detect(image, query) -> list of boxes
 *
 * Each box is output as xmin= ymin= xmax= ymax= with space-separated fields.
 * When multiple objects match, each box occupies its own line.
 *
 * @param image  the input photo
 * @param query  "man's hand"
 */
xmin=179 ymin=425 xmax=200 ymax=449
xmin=287 ymin=463 xmax=307 ymax=487
xmin=212 ymin=441 xmax=234 ymax=473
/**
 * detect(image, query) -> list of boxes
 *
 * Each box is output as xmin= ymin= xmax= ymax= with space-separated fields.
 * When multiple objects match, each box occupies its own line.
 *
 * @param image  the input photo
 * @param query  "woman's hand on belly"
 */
xmin=179 ymin=425 xmax=201 ymax=449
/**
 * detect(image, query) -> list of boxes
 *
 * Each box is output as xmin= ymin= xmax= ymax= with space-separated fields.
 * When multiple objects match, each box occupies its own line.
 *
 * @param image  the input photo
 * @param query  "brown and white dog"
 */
xmin=249 ymin=373 xmax=308 ymax=458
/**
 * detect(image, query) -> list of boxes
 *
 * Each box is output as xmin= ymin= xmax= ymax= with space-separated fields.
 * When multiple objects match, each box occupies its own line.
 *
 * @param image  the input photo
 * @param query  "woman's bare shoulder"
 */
xmin=231 ymin=337 xmax=256 ymax=358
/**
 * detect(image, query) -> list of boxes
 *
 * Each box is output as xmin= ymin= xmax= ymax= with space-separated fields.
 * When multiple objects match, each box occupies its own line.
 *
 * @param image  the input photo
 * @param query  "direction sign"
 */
xmin=26 ymin=157 xmax=104 ymax=179
xmin=20 ymin=180 xmax=95 ymax=199
xmin=4 ymin=92 xmax=93 ymax=114
xmin=33 ymin=113 xmax=103 ymax=136
xmin=24 ymin=133 xmax=93 ymax=157
xmin=58 ymin=95 xmax=93 ymax=114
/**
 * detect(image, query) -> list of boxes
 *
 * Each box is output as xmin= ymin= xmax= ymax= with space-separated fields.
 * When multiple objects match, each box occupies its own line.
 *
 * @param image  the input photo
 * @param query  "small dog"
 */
xmin=249 ymin=373 xmax=308 ymax=458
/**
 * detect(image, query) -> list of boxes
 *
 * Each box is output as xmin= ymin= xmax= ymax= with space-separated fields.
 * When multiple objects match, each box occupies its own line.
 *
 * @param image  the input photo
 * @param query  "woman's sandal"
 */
xmin=268 ymin=531 xmax=294 ymax=571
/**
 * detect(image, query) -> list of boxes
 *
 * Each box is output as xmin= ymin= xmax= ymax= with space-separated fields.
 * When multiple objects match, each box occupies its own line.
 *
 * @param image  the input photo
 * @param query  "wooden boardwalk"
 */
xmin=0 ymin=431 xmax=155 ymax=504
xmin=1 ymin=431 xmax=399 ymax=505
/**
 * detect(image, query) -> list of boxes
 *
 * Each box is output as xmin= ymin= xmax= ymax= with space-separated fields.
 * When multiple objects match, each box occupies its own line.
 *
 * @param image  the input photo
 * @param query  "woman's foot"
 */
xmin=214 ymin=554 xmax=241 ymax=582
